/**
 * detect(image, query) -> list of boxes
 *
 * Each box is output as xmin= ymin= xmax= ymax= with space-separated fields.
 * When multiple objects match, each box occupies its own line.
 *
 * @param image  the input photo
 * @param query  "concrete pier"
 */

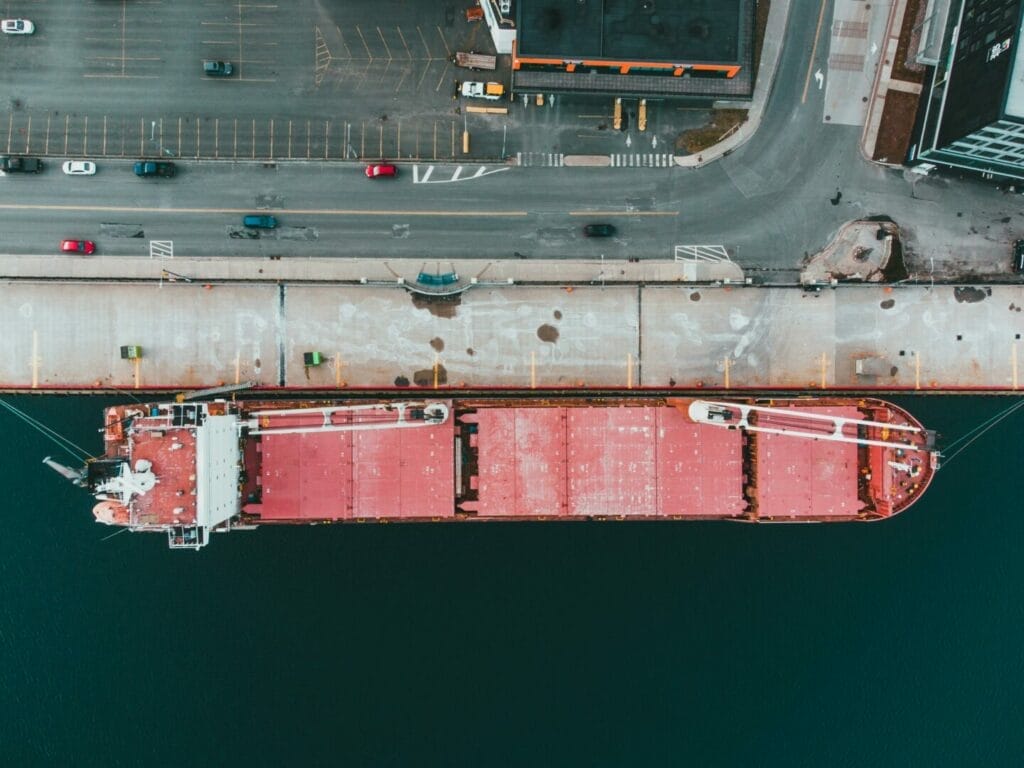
xmin=1 ymin=256 xmax=1020 ymax=391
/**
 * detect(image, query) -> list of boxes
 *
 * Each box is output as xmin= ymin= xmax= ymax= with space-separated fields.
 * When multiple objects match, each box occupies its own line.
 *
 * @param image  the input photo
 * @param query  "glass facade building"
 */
xmin=914 ymin=0 xmax=1024 ymax=180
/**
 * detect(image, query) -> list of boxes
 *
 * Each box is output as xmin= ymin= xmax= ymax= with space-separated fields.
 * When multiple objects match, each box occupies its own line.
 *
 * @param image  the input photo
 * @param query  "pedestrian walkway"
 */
xmin=823 ymin=0 xmax=891 ymax=126
xmin=518 ymin=152 xmax=676 ymax=169
xmin=860 ymin=0 xmax=927 ymax=165
xmin=516 ymin=152 xmax=564 ymax=167
xmin=610 ymin=154 xmax=676 ymax=168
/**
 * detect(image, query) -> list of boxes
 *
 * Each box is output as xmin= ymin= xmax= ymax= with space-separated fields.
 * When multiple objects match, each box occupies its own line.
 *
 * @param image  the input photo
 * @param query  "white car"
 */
xmin=62 ymin=160 xmax=97 ymax=176
xmin=1 ymin=19 xmax=35 ymax=35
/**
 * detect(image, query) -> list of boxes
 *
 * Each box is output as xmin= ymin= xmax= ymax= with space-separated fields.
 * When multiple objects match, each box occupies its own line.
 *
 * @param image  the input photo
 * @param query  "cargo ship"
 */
xmin=53 ymin=397 xmax=939 ymax=549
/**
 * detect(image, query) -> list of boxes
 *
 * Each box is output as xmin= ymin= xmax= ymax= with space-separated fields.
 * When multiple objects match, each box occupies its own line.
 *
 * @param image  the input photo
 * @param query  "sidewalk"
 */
xmin=860 ymin=0 xmax=927 ymax=165
xmin=0 ymin=253 xmax=746 ymax=286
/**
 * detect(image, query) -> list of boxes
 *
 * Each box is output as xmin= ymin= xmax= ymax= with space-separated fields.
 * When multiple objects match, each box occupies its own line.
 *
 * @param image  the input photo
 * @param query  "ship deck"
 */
xmin=230 ymin=400 xmax=925 ymax=524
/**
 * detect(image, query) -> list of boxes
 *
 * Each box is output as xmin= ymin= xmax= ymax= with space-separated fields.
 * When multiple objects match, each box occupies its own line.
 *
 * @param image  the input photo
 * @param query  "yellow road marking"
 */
xmin=568 ymin=210 xmax=679 ymax=217
xmin=0 ymin=203 xmax=531 ymax=217
xmin=802 ymin=0 xmax=829 ymax=104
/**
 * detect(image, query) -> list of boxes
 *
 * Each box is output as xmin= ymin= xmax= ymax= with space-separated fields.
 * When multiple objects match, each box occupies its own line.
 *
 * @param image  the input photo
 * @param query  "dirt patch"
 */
xmin=690 ymin=291 xmax=701 ymax=301
xmin=411 ymin=293 xmax=461 ymax=319
xmin=873 ymin=89 xmax=919 ymax=164
xmin=466 ymin=347 xmax=475 ymax=356
xmin=537 ymin=324 xmax=559 ymax=343
xmin=881 ymin=233 xmax=909 ymax=282
xmin=553 ymin=310 xmax=562 ymax=320
xmin=880 ymin=298 xmax=895 ymax=309
xmin=413 ymin=365 xmax=447 ymax=386
xmin=430 ymin=337 xmax=445 ymax=352
xmin=752 ymin=0 xmax=771 ymax=83
xmin=954 ymin=287 xmax=990 ymax=304
xmin=676 ymin=109 xmax=748 ymax=154
xmin=893 ymin=0 xmax=927 ymax=84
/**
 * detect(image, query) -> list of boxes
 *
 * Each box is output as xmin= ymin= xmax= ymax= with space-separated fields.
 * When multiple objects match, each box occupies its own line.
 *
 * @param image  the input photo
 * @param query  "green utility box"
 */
xmin=120 ymin=346 xmax=143 ymax=360
xmin=303 ymin=351 xmax=323 ymax=367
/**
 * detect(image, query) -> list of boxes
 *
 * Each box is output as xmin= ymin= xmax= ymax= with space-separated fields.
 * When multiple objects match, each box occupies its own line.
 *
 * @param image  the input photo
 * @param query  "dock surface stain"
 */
xmin=954 ymin=287 xmax=990 ymax=303
xmin=537 ymin=324 xmax=559 ymax=343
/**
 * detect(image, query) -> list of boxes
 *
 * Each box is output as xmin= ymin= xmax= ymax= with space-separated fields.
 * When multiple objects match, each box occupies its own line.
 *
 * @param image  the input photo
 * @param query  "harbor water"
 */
xmin=1 ymin=394 xmax=1022 ymax=766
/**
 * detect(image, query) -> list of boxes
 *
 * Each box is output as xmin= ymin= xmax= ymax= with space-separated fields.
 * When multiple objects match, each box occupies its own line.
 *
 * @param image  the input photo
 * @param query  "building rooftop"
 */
xmin=934 ymin=0 xmax=1023 ymax=143
xmin=515 ymin=0 xmax=751 ymax=64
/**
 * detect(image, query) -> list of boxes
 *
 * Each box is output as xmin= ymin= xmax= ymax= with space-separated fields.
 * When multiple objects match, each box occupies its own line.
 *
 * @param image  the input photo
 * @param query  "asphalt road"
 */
xmin=0 ymin=0 xmax=1019 ymax=274
xmin=0 ymin=161 xmax=684 ymax=259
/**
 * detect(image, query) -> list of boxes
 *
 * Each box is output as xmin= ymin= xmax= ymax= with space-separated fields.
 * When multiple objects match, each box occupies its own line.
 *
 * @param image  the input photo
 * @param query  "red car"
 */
xmin=365 ymin=163 xmax=397 ymax=179
xmin=61 ymin=239 xmax=96 ymax=254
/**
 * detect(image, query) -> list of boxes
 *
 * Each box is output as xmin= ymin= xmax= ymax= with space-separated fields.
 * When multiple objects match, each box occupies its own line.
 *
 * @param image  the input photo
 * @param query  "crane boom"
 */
xmin=687 ymin=400 xmax=937 ymax=452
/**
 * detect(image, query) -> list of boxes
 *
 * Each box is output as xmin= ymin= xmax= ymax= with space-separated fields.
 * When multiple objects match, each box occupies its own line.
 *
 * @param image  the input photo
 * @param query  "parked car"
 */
xmin=0 ymin=156 xmax=43 ymax=173
xmin=1 ymin=19 xmax=34 ymax=35
xmin=365 ymin=163 xmax=398 ymax=179
xmin=459 ymin=81 xmax=504 ymax=100
xmin=133 ymin=161 xmax=176 ymax=177
xmin=242 ymin=214 xmax=278 ymax=229
xmin=62 ymin=160 xmax=97 ymax=176
xmin=203 ymin=60 xmax=233 ymax=77
xmin=583 ymin=223 xmax=617 ymax=238
xmin=1014 ymin=239 xmax=1024 ymax=273
xmin=61 ymin=240 xmax=96 ymax=255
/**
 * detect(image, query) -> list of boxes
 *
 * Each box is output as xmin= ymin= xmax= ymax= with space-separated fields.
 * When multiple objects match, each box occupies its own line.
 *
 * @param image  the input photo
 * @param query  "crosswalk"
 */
xmin=516 ymin=152 xmax=677 ymax=168
xmin=516 ymin=152 xmax=564 ymax=167
xmin=610 ymin=153 xmax=677 ymax=167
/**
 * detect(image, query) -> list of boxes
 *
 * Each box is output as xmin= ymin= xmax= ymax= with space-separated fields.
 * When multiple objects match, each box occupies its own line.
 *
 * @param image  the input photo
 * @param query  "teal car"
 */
xmin=243 ymin=214 xmax=278 ymax=229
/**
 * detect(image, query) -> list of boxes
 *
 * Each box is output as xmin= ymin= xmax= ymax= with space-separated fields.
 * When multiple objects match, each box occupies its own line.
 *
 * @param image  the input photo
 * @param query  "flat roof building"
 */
xmin=480 ymin=0 xmax=756 ymax=100
xmin=913 ymin=0 xmax=1024 ymax=180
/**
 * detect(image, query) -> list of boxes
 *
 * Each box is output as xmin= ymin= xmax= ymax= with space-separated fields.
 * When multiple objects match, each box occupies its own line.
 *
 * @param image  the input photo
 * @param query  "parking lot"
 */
xmin=0 ymin=0 xmax=690 ymax=164
xmin=1 ymin=111 xmax=468 ymax=162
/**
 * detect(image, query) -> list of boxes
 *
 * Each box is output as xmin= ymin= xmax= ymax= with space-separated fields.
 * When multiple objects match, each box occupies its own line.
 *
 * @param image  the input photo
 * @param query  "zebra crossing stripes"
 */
xmin=517 ymin=152 xmax=565 ymax=167
xmin=610 ymin=153 xmax=676 ymax=168
xmin=516 ymin=152 xmax=677 ymax=168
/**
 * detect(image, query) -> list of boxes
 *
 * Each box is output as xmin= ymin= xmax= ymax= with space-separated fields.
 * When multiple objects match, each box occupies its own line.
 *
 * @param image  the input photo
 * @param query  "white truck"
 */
xmin=460 ymin=81 xmax=505 ymax=100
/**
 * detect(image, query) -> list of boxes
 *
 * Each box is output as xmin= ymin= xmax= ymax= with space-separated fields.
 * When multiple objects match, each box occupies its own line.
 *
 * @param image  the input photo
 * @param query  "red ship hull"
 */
xmin=86 ymin=397 xmax=939 ymax=548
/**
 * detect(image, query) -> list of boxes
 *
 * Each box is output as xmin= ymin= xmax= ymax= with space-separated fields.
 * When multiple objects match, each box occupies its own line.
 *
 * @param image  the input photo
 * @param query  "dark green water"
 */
xmin=2 ymin=395 xmax=1022 ymax=767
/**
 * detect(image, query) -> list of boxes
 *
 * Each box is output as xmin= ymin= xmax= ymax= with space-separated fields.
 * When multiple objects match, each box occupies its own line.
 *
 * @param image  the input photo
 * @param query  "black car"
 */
xmin=133 ymin=161 xmax=176 ymax=178
xmin=583 ymin=223 xmax=616 ymax=238
xmin=0 ymin=155 xmax=43 ymax=173
xmin=1014 ymin=239 xmax=1024 ymax=273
